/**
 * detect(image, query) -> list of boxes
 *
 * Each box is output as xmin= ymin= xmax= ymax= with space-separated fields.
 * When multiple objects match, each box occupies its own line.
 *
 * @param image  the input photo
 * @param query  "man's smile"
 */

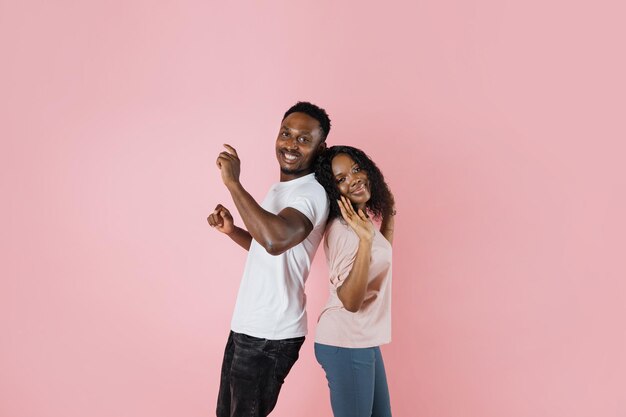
xmin=280 ymin=150 xmax=301 ymax=163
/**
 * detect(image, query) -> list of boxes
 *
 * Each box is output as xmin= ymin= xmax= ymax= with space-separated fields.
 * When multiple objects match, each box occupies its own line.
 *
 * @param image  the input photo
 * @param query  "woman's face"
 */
xmin=331 ymin=153 xmax=371 ymax=210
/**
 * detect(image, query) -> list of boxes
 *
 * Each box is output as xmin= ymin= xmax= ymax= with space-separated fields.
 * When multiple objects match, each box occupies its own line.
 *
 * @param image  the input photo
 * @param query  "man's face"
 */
xmin=275 ymin=112 xmax=326 ymax=181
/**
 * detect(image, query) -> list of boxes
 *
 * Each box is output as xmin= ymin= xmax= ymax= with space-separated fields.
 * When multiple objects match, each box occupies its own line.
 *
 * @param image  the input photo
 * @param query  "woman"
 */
xmin=314 ymin=146 xmax=395 ymax=417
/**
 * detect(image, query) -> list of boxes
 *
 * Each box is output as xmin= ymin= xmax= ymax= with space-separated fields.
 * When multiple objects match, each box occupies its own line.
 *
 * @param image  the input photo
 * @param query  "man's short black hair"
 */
xmin=283 ymin=101 xmax=331 ymax=141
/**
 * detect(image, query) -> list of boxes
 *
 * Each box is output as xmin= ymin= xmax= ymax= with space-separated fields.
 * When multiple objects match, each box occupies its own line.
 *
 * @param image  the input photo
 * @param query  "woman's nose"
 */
xmin=349 ymin=176 xmax=361 ymax=189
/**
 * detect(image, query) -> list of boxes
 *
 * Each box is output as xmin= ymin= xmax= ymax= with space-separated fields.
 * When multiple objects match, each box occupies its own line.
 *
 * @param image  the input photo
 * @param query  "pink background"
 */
xmin=2 ymin=1 xmax=625 ymax=416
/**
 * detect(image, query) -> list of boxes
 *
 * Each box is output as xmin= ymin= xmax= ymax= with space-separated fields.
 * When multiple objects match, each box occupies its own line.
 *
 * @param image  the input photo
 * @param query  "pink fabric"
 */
xmin=315 ymin=218 xmax=392 ymax=348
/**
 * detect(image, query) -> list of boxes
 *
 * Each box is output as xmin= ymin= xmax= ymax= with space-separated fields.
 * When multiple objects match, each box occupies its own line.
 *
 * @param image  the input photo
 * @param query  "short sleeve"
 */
xmin=287 ymin=181 xmax=329 ymax=228
xmin=325 ymin=220 xmax=359 ymax=289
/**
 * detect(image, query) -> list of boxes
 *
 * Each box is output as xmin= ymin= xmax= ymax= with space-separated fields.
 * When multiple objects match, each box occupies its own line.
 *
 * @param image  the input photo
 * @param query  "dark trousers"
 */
xmin=216 ymin=331 xmax=305 ymax=417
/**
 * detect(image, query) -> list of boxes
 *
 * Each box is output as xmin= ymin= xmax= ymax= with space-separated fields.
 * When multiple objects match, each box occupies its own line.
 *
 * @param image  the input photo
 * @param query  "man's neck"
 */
xmin=279 ymin=169 xmax=312 ymax=182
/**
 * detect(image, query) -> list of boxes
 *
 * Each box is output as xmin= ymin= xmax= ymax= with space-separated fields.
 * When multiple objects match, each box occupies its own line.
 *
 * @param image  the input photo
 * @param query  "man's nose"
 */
xmin=285 ymin=137 xmax=299 ymax=149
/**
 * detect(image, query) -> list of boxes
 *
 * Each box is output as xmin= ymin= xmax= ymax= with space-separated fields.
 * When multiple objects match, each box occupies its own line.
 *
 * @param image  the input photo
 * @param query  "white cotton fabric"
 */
xmin=230 ymin=173 xmax=329 ymax=339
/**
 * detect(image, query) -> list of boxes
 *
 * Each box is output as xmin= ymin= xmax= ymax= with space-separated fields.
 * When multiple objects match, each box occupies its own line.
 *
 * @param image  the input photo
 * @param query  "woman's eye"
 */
xmin=337 ymin=178 xmax=345 ymax=184
xmin=353 ymin=167 xmax=360 ymax=172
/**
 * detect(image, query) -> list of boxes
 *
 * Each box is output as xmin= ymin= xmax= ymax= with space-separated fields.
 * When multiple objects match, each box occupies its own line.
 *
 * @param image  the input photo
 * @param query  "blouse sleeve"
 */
xmin=325 ymin=220 xmax=359 ymax=289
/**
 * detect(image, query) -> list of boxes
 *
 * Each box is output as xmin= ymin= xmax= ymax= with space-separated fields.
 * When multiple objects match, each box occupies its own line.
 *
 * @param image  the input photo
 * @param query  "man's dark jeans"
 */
xmin=216 ymin=331 xmax=305 ymax=417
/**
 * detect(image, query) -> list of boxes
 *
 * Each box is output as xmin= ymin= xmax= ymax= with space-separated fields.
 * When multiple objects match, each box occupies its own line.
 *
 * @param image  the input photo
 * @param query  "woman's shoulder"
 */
xmin=326 ymin=217 xmax=350 ymax=234
xmin=325 ymin=218 xmax=359 ymax=250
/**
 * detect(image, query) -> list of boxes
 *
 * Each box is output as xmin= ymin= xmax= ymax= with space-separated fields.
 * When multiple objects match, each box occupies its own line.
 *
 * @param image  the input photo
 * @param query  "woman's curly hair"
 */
xmin=315 ymin=146 xmax=394 ymax=221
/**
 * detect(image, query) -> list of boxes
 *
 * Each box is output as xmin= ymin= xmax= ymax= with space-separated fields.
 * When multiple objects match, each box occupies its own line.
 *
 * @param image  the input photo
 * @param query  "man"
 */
xmin=208 ymin=102 xmax=331 ymax=417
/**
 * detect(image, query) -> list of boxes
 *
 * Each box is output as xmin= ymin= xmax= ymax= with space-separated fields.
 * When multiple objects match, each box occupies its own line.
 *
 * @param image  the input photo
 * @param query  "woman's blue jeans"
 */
xmin=315 ymin=343 xmax=392 ymax=417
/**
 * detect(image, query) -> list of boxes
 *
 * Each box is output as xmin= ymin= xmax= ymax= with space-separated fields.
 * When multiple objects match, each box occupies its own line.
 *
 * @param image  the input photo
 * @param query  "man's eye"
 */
xmin=298 ymin=137 xmax=309 ymax=143
xmin=281 ymin=132 xmax=289 ymax=137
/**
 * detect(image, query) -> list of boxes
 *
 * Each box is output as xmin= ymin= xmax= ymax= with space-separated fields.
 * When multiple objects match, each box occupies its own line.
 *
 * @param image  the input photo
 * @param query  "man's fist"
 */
xmin=207 ymin=204 xmax=235 ymax=235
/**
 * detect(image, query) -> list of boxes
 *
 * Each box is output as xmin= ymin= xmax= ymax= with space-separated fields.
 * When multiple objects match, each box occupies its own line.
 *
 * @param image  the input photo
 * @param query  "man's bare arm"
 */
xmin=216 ymin=144 xmax=313 ymax=255
xmin=207 ymin=204 xmax=252 ymax=250
xmin=227 ymin=183 xmax=312 ymax=255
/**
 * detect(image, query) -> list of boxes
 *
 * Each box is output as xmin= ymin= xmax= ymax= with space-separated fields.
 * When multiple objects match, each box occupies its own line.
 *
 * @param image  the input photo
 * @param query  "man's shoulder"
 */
xmin=287 ymin=176 xmax=327 ymax=199
xmin=282 ymin=176 xmax=329 ymax=227
xmin=297 ymin=178 xmax=326 ymax=193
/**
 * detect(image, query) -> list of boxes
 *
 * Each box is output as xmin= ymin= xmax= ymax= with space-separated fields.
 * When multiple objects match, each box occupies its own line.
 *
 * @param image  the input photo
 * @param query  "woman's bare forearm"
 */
xmin=337 ymin=239 xmax=372 ymax=312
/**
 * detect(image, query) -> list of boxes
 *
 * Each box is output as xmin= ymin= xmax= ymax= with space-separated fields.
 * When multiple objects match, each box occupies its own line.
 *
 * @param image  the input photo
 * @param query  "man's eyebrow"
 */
xmin=280 ymin=125 xmax=312 ymax=135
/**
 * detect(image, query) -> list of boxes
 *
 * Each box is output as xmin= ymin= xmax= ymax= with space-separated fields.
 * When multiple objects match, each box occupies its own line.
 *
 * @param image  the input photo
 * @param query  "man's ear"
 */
xmin=317 ymin=141 xmax=327 ymax=153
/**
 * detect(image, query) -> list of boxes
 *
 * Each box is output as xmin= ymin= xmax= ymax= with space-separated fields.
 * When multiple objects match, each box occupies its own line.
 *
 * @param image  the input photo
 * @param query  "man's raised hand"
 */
xmin=216 ymin=144 xmax=241 ymax=188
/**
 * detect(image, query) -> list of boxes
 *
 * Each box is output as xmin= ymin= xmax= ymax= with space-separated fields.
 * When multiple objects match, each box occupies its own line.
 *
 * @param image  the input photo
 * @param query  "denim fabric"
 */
xmin=315 ymin=343 xmax=392 ymax=417
xmin=217 ymin=331 xmax=305 ymax=417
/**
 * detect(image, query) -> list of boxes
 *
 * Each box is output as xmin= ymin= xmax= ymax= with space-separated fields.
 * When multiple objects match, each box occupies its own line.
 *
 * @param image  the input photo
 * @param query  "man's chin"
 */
xmin=280 ymin=166 xmax=309 ymax=176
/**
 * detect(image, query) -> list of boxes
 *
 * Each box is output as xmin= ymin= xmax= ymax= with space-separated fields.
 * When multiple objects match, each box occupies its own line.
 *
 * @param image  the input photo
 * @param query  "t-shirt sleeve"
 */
xmin=287 ymin=182 xmax=329 ymax=227
xmin=325 ymin=221 xmax=359 ymax=289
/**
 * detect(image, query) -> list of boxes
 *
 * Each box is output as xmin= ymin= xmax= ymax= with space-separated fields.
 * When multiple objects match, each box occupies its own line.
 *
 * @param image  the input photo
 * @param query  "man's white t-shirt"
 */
xmin=230 ymin=173 xmax=330 ymax=340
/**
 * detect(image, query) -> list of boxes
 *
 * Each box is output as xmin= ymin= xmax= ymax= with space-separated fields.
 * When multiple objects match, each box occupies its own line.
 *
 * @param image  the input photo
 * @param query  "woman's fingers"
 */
xmin=337 ymin=199 xmax=349 ymax=220
xmin=341 ymin=197 xmax=356 ymax=219
xmin=341 ymin=196 xmax=356 ymax=217
xmin=338 ymin=199 xmax=357 ymax=226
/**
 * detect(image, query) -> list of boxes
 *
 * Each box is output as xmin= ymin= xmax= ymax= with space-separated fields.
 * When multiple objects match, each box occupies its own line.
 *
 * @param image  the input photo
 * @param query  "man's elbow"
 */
xmin=341 ymin=299 xmax=362 ymax=313
xmin=260 ymin=222 xmax=308 ymax=256
xmin=263 ymin=241 xmax=287 ymax=256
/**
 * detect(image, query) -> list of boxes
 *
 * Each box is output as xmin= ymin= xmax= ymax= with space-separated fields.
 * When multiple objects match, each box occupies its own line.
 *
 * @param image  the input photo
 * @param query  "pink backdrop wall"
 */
xmin=2 ymin=1 xmax=625 ymax=416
